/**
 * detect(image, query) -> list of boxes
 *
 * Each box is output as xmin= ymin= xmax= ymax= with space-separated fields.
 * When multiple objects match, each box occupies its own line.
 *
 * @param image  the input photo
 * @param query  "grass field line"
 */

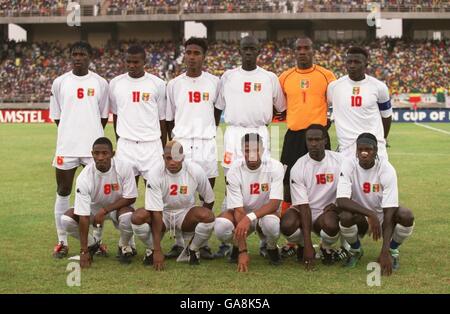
xmin=414 ymin=122 xmax=450 ymax=136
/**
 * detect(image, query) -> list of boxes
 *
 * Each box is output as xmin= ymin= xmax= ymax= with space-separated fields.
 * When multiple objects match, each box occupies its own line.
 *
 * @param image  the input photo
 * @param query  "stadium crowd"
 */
xmin=0 ymin=38 xmax=448 ymax=102
xmin=0 ymin=0 xmax=448 ymax=16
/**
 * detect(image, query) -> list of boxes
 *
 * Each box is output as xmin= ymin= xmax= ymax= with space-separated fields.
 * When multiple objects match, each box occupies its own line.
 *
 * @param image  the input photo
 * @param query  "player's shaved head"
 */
xmin=294 ymin=36 xmax=313 ymax=48
xmin=306 ymin=124 xmax=326 ymax=138
xmin=92 ymin=137 xmax=113 ymax=152
xmin=240 ymin=35 xmax=259 ymax=48
xmin=163 ymin=140 xmax=184 ymax=173
xmin=164 ymin=140 xmax=184 ymax=156
xmin=295 ymin=36 xmax=314 ymax=69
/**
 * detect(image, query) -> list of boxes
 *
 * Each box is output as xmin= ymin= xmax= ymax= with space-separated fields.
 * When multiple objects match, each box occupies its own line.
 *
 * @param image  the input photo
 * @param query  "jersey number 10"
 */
xmin=351 ymin=96 xmax=362 ymax=107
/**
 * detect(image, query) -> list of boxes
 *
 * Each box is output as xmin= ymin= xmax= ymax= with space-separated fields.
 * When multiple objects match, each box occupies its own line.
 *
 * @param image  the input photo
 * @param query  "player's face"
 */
xmin=71 ymin=48 xmax=90 ymax=73
xmin=92 ymin=144 xmax=114 ymax=173
xmin=243 ymin=142 xmax=262 ymax=170
xmin=163 ymin=152 xmax=183 ymax=174
xmin=295 ymin=38 xmax=313 ymax=68
xmin=126 ymin=53 xmax=145 ymax=78
xmin=306 ymin=129 xmax=326 ymax=160
xmin=239 ymin=40 xmax=259 ymax=65
xmin=346 ymin=54 xmax=367 ymax=79
xmin=184 ymin=44 xmax=205 ymax=71
xmin=357 ymin=143 xmax=377 ymax=169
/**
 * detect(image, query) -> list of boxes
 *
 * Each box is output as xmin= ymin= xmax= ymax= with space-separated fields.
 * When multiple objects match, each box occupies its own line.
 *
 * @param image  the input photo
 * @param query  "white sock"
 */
xmin=118 ymin=212 xmax=133 ymax=247
xmin=190 ymin=222 xmax=214 ymax=251
xmin=259 ymin=215 xmax=280 ymax=250
xmin=285 ymin=228 xmax=304 ymax=246
xmin=129 ymin=235 xmax=136 ymax=248
xmin=54 ymin=194 xmax=70 ymax=244
xmin=392 ymin=223 xmax=414 ymax=245
xmin=131 ymin=223 xmax=153 ymax=249
xmin=175 ymin=229 xmax=184 ymax=247
xmin=92 ymin=226 xmax=103 ymax=242
xmin=183 ymin=231 xmax=195 ymax=248
xmin=339 ymin=222 xmax=359 ymax=245
xmin=320 ymin=230 xmax=340 ymax=250
xmin=60 ymin=215 xmax=95 ymax=246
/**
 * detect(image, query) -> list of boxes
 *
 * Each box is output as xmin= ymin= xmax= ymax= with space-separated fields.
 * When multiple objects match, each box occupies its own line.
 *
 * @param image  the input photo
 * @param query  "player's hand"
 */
xmin=93 ymin=208 xmax=107 ymax=227
xmin=303 ymin=245 xmax=316 ymax=271
xmin=234 ymin=217 xmax=251 ymax=241
xmin=80 ymin=251 xmax=92 ymax=269
xmin=153 ymin=250 xmax=165 ymax=271
xmin=367 ymin=214 xmax=381 ymax=241
xmin=237 ymin=252 xmax=250 ymax=273
xmin=378 ymin=250 xmax=393 ymax=276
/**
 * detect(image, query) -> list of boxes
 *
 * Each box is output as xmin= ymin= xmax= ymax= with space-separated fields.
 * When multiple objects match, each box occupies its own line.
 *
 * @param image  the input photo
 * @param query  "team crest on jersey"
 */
xmin=142 ymin=93 xmax=150 ymax=101
xmin=203 ymin=92 xmax=209 ymax=101
xmin=254 ymin=83 xmax=262 ymax=92
xmin=112 ymin=183 xmax=119 ymax=191
xmin=352 ymin=87 xmax=360 ymax=95
xmin=300 ymin=79 xmax=309 ymax=89
xmin=261 ymin=183 xmax=269 ymax=192
xmin=87 ymin=88 xmax=95 ymax=96
xmin=372 ymin=184 xmax=380 ymax=192
xmin=326 ymin=174 xmax=334 ymax=183
xmin=179 ymin=186 xmax=188 ymax=194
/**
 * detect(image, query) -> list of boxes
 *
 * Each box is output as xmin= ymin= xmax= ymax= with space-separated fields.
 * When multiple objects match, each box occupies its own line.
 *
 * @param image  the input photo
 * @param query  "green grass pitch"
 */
xmin=0 ymin=122 xmax=449 ymax=293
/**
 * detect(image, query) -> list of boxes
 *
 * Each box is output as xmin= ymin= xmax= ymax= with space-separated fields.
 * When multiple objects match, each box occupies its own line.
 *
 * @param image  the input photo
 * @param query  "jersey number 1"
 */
xmin=351 ymin=96 xmax=362 ymax=107
xmin=250 ymin=183 xmax=260 ymax=195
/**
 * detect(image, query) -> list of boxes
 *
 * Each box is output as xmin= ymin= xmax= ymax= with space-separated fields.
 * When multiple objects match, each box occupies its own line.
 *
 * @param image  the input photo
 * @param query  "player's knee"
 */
xmin=321 ymin=217 xmax=339 ymax=237
xmin=118 ymin=212 xmax=133 ymax=230
xmin=397 ymin=207 xmax=414 ymax=227
xmin=131 ymin=209 xmax=148 ymax=225
xmin=280 ymin=213 xmax=297 ymax=236
xmin=198 ymin=209 xmax=215 ymax=223
xmin=260 ymin=215 xmax=280 ymax=239
xmin=57 ymin=187 xmax=72 ymax=197
xmin=214 ymin=217 xmax=234 ymax=243
xmin=60 ymin=215 xmax=78 ymax=232
xmin=339 ymin=211 xmax=354 ymax=227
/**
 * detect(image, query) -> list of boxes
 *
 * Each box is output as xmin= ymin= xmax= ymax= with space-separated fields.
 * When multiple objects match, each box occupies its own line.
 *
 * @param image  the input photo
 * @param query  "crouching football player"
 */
xmin=214 ymin=133 xmax=284 ymax=272
xmin=60 ymin=137 xmax=138 ymax=268
xmin=337 ymin=133 xmax=414 ymax=275
xmin=281 ymin=124 xmax=348 ymax=269
xmin=131 ymin=141 xmax=215 ymax=270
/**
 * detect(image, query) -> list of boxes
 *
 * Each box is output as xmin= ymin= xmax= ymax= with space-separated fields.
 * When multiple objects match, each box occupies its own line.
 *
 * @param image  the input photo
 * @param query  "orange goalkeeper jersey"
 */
xmin=279 ymin=65 xmax=336 ymax=131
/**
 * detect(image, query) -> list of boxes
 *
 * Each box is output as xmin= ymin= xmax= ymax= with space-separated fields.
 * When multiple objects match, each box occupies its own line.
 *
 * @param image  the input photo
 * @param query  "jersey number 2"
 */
xmin=250 ymin=183 xmax=260 ymax=195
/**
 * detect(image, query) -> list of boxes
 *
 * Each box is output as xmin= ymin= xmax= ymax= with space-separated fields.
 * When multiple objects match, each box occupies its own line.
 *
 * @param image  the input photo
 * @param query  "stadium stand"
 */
xmin=0 ymin=0 xmax=448 ymax=16
xmin=0 ymin=38 xmax=448 ymax=103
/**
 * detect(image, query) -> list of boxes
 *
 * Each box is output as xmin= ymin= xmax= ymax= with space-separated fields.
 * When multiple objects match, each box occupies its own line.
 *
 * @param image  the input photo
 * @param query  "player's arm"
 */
xmin=150 ymin=210 xmax=164 ymax=271
xmin=160 ymin=119 xmax=167 ymax=148
xmin=101 ymin=118 xmax=108 ymax=129
xmin=382 ymin=116 xmax=392 ymax=140
xmin=49 ymin=80 xmax=61 ymax=127
xmin=99 ymin=79 xmax=110 ymax=129
xmin=233 ymin=206 xmax=251 ymax=272
xmin=196 ymin=166 xmax=215 ymax=209
xmin=214 ymin=107 xmax=222 ymax=127
xmin=378 ymin=82 xmax=393 ymax=140
xmin=379 ymin=206 xmax=397 ymax=276
xmin=93 ymin=196 xmax=136 ymax=228
xmin=113 ymin=114 xmax=119 ymax=141
xmin=74 ymin=180 xmax=93 ymax=268
xmin=165 ymin=81 xmax=175 ymax=141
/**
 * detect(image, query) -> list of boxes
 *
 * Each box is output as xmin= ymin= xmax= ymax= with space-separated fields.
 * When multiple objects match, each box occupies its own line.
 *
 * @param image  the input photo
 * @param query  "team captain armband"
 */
xmin=378 ymin=100 xmax=393 ymax=118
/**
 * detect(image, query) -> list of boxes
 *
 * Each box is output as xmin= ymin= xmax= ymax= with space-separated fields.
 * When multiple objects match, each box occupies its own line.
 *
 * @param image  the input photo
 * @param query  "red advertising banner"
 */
xmin=0 ymin=109 xmax=52 ymax=123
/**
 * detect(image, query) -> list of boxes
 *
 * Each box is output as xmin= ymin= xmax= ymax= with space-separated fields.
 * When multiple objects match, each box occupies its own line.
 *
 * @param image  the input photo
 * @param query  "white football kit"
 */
xmin=49 ymin=70 xmax=109 ymax=169
xmin=290 ymin=151 xmax=343 ymax=223
xmin=109 ymin=72 xmax=166 ymax=179
xmin=166 ymin=71 xmax=220 ymax=178
xmin=74 ymin=158 xmax=138 ymax=222
xmin=327 ymin=75 xmax=392 ymax=159
xmin=145 ymin=161 xmax=215 ymax=234
xmin=216 ymin=66 xmax=286 ymax=171
xmin=336 ymin=157 xmax=399 ymax=224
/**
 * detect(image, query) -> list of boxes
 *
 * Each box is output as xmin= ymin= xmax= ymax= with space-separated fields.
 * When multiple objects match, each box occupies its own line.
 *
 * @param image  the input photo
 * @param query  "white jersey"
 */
xmin=327 ymin=74 xmax=392 ymax=151
xmin=109 ymin=72 xmax=166 ymax=142
xmin=49 ymin=70 xmax=109 ymax=157
xmin=226 ymin=158 xmax=284 ymax=213
xmin=166 ymin=71 xmax=219 ymax=139
xmin=74 ymin=158 xmax=138 ymax=216
xmin=145 ymin=161 xmax=215 ymax=211
xmin=216 ymin=66 xmax=286 ymax=127
xmin=337 ymin=157 xmax=399 ymax=218
xmin=290 ymin=151 xmax=342 ymax=221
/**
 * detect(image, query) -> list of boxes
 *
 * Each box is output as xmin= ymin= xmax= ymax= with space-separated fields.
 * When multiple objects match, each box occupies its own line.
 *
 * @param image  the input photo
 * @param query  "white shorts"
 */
xmin=89 ymin=208 xmax=119 ymax=226
xmin=222 ymin=125 xmax=270 ymax=170
xmin=176 ymin=138 xmax=218 ymax=178
xmin=116 ymin=137 xmax=164 ymax=180
xmin=52 ymin=156 xmax=93 ymax=170
xmin=162 ymin=208 xmax=192 ymax=235
xmin=339 ymin=142 xmax=388 ymax=161
xmin=245 ymin=214 xmax=280 ymax=237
